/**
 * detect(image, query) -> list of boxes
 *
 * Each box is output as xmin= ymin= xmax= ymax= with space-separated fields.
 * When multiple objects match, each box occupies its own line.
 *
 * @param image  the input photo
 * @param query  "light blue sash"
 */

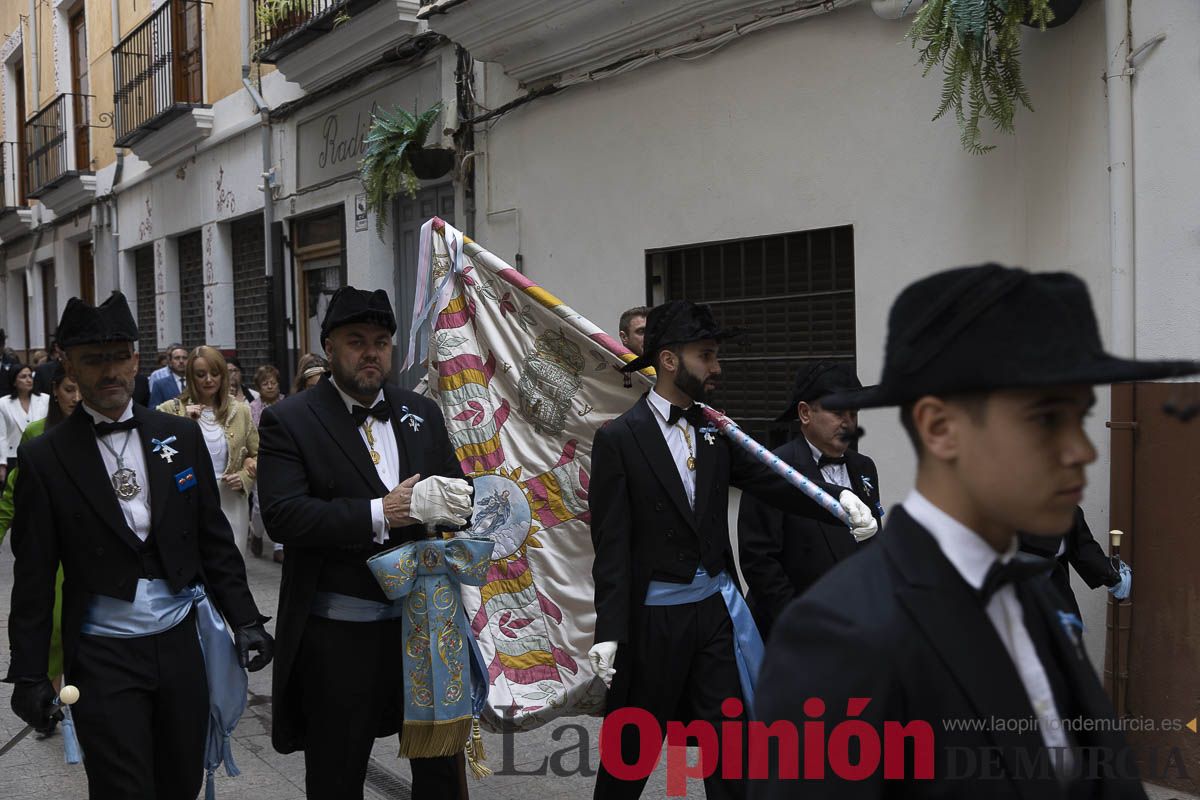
xmin=645 ymin=568 xmax=765 ymax=712
xmin=81 ymin=579 xmax=247 ymax=800
xmin=366 ymin=538 xmax=495 ymax=757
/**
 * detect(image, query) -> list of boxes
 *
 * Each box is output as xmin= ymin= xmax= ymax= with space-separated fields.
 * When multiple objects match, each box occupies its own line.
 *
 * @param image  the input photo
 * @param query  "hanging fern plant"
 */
xmin=907 ymin=0 xmax=1054 ymax=153
xmin=360 ymin=102 xmax=445 ymax=235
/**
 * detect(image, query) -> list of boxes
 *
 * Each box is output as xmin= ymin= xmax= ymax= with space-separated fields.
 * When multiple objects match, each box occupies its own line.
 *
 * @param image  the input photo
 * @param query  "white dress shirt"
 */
xmin=83 ymin=401 xmax=152 ymax=542
xmin=902 ymin=490 xmax=1074 ymax=773
xmin=330 ymin=378 xmax=400 ymax=544
xmin=805 ymin=437 xmax=851 ymax=488
xmin=646 ymin=388 xmax=697 ymax=510
xmin=0 ymin=393 xmax=50 ymax=460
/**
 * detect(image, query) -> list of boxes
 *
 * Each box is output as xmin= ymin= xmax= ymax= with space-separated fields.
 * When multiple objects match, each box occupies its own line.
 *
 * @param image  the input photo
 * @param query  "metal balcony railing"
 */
xmin=113 ymin=0 xmax=205 ymax=146
xmin=253 ymin=0 xmax=376 ymax=63
xmin=24 ymin=94 xmax=81 ymax=197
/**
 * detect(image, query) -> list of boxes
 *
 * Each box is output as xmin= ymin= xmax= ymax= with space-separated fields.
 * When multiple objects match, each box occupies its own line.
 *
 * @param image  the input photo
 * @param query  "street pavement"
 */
xmin=2 ymin=541 xmax=1196 ymax=799
xmin=0 ymin=541 xmax=686 ymax=799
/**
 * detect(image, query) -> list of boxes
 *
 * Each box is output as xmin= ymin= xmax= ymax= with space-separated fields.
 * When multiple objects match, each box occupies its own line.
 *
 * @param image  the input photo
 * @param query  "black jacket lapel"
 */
xmin=133 ymin=405 xmax=177 ymax=535
xmin=383 ymin=385 xmax=415 ymax=480
xmin=691 ymin=417 xmax=717 ymax=527
xmin=790 ymin=439 xmax=846 ymax=560
xmin=627 ymin=398 xmax=695 ymax=528
xmin=54 ymin=408 xmax=145 ymax=551
xmin=308 ymin=378 xmax=389 ymax=495
xmin=884 ymin=508 xmax=1056 ymax=800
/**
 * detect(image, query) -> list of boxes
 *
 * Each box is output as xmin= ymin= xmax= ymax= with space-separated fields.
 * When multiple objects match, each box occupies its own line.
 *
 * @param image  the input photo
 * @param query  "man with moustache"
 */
xmin=588 ymin=300 xmax=878 ymax=800
xmin=5 ymin=292 xmax=272 ymax=798
xmin=738 ymin=361 xmax=883 ymax=639
xmin=257 ymin=287 xmax=475 ymax=799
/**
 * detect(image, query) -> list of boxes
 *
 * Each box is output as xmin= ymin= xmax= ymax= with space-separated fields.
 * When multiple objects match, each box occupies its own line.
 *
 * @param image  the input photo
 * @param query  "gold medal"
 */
xmin=370 ymin=450 xmax=381 ymax=465
xmin=687 ymin=456 xmax=696 ymax=471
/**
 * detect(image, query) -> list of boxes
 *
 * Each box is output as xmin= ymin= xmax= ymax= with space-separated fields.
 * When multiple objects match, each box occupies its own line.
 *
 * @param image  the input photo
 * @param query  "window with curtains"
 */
xmin=646 ymin=225 xmax=856 ymax=449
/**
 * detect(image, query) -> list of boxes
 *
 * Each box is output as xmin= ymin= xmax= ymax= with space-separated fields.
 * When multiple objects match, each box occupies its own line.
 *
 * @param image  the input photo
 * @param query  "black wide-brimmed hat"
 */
xmin=776 ymin=360 xmax=863 ymax=421
xmin=622 ymin=300 xmax=737 ymax=372
xmin=320 ymin=286 xmax=397 ymax=341
xmin=824 ymin=264 xmax=1200 ymax=410
xmin=57 ymin=292 xmax=139 ymax=348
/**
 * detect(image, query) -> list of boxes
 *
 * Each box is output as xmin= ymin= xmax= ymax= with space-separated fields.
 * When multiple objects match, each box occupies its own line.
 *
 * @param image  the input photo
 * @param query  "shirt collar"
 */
xmin=804 ymin=437 xmax=826 ymax=464
xmin=82 ymin=401 xmax=135 ymax=426
xmin=647 ymin=387 xmax=676 ymax=426
xmin=901 ymin=489 xmax=1017 ymax=591
xmin=330 ymin=377 xmax=385 ymax=416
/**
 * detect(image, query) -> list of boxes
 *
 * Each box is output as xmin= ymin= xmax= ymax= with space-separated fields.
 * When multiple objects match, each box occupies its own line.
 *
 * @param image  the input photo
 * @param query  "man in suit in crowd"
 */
xmin=753 ymin=264 xmax=1197 ymax=799
xmin=1020 ymin=507 xmax=1129 ymax=620
xmin=588 ymin=300 xmax=878 ymax=800
xmin=0 ymin=328 xmax=21 ymax=395
xmin=257 ymin=286 xmax=475 ymax=800
xmin=32 ymin=340 xmax=62 ymax=394
xmin=738 ymin=361 xmax=882 ymax=639
xmin=5 ymin=292 xmax=273 ymax=798
xmin=618 ymin=306 xmax=650 ymax=357
xmin=148 ymin=343 xmax=188 ymax=407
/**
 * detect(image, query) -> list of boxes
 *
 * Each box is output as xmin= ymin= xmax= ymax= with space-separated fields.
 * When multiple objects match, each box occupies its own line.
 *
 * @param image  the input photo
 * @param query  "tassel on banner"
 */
xmin=399 ymin=718 xmax=473 ymax=760
xmin=465 ymin=718 xmax=492 ymax=779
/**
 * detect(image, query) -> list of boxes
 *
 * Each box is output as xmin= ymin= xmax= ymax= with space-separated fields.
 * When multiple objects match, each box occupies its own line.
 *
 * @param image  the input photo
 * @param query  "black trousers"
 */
xmin=595 ymin=592 xmax=748 ymax=800
xmin=69 ymin=610 xmax=209 ymax=800
xmin=297 ymin=614 xmax=467 ymax=800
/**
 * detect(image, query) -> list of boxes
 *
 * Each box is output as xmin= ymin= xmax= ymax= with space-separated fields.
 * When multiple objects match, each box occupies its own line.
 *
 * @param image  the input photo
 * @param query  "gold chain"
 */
xmin=362 ymin=419 xmax=382 ymax=465
xmin=676 ymin=422 xmax=697 ymax=471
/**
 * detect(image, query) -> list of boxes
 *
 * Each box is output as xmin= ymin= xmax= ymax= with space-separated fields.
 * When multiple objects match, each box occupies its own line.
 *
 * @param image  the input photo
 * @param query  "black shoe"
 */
xmin=34 ymin=718 xmax=59 ymax=739
xmin=249 ymin=536 xmax=263 ymax=557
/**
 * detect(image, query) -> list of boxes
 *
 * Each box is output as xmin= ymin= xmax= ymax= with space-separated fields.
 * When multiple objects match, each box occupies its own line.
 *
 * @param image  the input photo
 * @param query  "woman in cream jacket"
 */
xmin=0 ymin=364 xmax=49 ymax=480
xmin=158 ymin=346 xmax=258 ymax=553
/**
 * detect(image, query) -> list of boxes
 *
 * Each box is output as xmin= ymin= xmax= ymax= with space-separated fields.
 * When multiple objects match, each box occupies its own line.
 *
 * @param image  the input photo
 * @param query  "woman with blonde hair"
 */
xmin=158 ymin=346 xmax=258 ymax=552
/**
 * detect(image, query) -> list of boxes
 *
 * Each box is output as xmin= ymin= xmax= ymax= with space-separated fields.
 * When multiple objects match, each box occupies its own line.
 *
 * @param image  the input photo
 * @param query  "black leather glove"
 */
xmin=11 ymin=678 xmax=58 ymax=729
xmin=235 ymin=623 xmax=274 ymax=672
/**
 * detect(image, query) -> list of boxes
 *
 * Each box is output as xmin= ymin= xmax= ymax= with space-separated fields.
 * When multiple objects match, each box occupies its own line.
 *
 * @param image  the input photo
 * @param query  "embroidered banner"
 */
xmin=411 ymin=218 xmax=652 ymax=731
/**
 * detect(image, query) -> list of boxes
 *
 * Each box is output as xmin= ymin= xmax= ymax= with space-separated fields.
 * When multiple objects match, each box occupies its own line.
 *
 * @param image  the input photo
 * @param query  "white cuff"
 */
xmin=370 ymin=498 xmax=390 ymax=545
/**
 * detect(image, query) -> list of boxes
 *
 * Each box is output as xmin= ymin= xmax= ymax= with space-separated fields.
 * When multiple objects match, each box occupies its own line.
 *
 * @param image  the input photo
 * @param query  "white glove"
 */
xmin=411 ymin=476 xmax=474 ymax=528
xmin=588 ymin=641 xmax=618 ymax=688
xmin=839 ymin=490 xmax=878 ymax=543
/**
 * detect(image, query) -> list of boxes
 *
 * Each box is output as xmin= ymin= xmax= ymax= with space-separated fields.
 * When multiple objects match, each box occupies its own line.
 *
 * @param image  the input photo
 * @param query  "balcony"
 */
xmin=24 ymin=94 xmax=96 ymax=216
xmin=253 ymin=0 xmax=421 ymax=92
xmin=113 ymin=0 xmax=213 ymax=164
xmin=418 ymin=0 xmax=843 ymax=86
xmin=0 ymin=142 xmax=35 ymax=242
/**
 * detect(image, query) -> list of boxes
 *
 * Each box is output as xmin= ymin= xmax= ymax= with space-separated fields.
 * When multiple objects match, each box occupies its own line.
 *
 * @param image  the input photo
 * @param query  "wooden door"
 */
xmin=78 ymin=242 xmax=94 ymax=306
xmin=69 ymin=8 xmax=89 ymax=171
xmin=173 ymin=0 xmax=203 ymax=104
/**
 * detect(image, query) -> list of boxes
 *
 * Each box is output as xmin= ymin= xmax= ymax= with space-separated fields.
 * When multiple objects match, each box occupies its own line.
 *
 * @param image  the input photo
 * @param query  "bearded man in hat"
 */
xmin=737 ymin=360 xmax=883 ymax=640
xmin=588 ymin=300 xmax=878 ymax=800
xmin=257 ymin=286 xmax=475 ymax=800
xmin=752 ymin=264 xmax=1198 ymax=799
xmin=5 ymin=292 xmax=273 ymax=798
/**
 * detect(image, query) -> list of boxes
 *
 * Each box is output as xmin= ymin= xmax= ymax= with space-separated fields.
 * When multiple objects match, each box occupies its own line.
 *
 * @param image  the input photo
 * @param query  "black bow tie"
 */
xmin=666 ymin=404 xmax=706 ymax=427
xmin=818 ymin=454 xmax=847 ymax=467
xmin=979 ymin=552 xmax=1054 ymax=603
xmin=351 ymin=401 xmax=392 ymax=427
xmin=95 ymin=418 xmax=141 ymax=436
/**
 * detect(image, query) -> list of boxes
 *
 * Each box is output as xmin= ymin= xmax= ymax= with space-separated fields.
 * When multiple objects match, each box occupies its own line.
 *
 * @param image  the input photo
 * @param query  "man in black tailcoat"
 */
xmin=753 ymin=264 xmax=1196 ymax=799
xmin=5 ymin=292 xmax=272 ymax=798
xmin=738 ymin=361 xmax=883 ymax=639
xmin=1020 ymin=507 xmax=1128 ymax=620
xmin=257 ymin=286 xmax=475 ymax=800
xmin=588 ymin=300 xmax=878 ymax=800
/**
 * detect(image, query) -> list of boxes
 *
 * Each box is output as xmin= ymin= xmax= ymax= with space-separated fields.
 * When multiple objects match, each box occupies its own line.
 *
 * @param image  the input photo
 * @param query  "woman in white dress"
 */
xmin=0 ymin=364 xmax=50 ymax=482
xmin=157 ymin=346 xmax=258 ymax=553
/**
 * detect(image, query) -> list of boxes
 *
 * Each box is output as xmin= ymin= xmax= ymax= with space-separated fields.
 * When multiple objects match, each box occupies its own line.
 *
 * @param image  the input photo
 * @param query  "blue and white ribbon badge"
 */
xmin=400 ymin=405 xmax=424 ymax=432
xmin=152 ymin=435 xmax=179 ymax=464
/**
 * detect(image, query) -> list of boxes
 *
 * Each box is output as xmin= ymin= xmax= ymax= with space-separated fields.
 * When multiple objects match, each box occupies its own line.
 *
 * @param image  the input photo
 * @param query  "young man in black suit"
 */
xmin=753 ymin=264 xmax=1197 ymax=799
xmin=738 ymin=361 xmax=883 ymax=639
xmin=257 ymin=286 xmax=475 ymax=800
xmin=5 ymin=292 xmax=273 ymax=798
xmin=1020 ymin=507 xmax=1129 ymax=620
xmin=588 ymin=300 xmax=878 ymax=800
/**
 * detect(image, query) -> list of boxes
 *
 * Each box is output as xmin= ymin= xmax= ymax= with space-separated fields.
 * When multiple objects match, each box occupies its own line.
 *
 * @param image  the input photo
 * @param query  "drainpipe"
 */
xmin=1105 ymin=0 xmax=1134 ymax=359
xmin=28 ymin=0 xmax=39 ymax=106
xmin=243 ymin=0 xmax=285 ymax=370
xmin=109 ymin=0 xmax=124 ymax=293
